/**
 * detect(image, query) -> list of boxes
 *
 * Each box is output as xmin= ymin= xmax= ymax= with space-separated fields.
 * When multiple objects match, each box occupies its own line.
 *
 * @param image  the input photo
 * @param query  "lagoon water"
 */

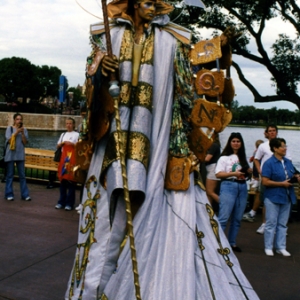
xmin=1 ymin=126 xmax=300 ymax=169
xmin=220 ymin=127 xmax=300 ymax=170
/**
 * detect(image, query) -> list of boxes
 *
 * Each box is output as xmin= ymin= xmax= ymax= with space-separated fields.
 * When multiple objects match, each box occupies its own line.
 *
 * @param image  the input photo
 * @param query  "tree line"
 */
xmin=231 ymin=100 xmax=300 ymax=126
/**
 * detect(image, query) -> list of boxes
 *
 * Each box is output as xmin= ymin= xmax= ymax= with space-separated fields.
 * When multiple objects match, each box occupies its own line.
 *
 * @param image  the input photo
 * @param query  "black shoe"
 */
xmin=232 ymin=246 xmax=242 ymax=252
xmin=47 ymin=185 xmax=54 ymax=189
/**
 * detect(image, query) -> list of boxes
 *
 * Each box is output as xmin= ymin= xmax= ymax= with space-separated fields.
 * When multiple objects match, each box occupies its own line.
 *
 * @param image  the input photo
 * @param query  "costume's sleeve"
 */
xmin=168 ymin=41 xmax=194 ymax=157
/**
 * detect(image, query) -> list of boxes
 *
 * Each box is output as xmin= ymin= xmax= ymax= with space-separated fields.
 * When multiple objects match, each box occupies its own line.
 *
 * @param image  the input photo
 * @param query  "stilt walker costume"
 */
xmin=66 ymin=0 xmax=259 ymax=299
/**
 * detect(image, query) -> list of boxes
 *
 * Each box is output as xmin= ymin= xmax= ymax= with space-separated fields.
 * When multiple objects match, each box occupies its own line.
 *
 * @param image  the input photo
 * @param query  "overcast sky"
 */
xmin=1 ymin=0 xmax=299 ymax=111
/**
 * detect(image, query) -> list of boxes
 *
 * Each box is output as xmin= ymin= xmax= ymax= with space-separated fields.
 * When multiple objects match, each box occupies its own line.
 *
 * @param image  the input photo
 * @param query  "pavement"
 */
xmin=1 ymin=181 xmax=300 ymax=300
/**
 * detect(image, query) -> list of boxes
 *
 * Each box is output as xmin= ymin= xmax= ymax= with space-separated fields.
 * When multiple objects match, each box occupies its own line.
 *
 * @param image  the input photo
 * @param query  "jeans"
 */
xmin=264 ymin=198 xmax=290 ymax=250
xmin=218 ymin=181 xmax=247 ymax=246
xmin=5 ymin=160 xmax=30 ymax=199
xmin=57 ymin=179 xmax=76 ymax=208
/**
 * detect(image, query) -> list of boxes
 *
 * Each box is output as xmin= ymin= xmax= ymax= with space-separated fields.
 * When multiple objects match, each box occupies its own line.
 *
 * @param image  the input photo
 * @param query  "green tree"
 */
xmin=67 ymin=87 xmax=84 ymax=109
xmin=0 ymin=57 xmax=41 ymax=101
xmin=37 ymin=65 xmax=62 ymax=99
xmin=169 ymin=0 xmax=300 ymax=108
xmin=0 ymin=57 xmax=62 ymax=103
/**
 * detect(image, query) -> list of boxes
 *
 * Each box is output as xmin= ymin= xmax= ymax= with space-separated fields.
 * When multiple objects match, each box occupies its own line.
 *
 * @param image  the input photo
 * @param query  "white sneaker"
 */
xmin=242 ymin=212 xmax=255 ymax=222
xmin=75 ymin=204 xmax=82 ymax=214
xmin=256 ymin=223 xmax=265 ymax=234
xmin=250 ymin=179 xmax=259 ymax=189
xmin=276 ymin=249 xmax=291 ymax=257
xmin=75 ymin=204 xmax=82 ymax=211
xmin=265 ymin=249 xmax=274 ymax=256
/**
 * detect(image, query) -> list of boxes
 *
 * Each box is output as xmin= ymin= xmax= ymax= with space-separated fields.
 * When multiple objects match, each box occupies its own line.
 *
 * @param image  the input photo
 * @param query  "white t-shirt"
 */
xmin=255 ymin=140 xmax=292 ymax=169
xmin=57 ymin=131 xmax=79 ymax=146
xmin=215 ymin=154 xmax=242 ymax=179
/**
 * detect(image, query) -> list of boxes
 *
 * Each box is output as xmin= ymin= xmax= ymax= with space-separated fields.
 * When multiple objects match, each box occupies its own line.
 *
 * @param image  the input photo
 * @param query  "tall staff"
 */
xmin=100 ymin=1 xmax=142 ymax=299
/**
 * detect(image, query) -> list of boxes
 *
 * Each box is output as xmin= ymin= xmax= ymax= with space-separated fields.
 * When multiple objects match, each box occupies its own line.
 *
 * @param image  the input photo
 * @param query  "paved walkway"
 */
xmin=0 ymin=181 xmax=300 ymax=300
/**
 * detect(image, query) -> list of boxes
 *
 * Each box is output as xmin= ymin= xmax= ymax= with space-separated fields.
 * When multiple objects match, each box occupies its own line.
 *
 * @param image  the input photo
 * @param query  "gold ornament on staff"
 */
xmin=101 ymin=0 xmax=142 ymax=299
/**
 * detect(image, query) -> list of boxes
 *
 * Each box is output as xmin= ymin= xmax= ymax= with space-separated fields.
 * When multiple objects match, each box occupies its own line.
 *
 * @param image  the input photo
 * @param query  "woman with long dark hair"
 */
xmin=215 ymin=132 xmax=251 ymax=252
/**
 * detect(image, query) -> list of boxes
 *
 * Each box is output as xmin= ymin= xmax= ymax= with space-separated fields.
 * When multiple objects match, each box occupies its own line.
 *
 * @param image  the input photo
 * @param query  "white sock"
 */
xmin=250 ymin=210 xmax=256 ymax=217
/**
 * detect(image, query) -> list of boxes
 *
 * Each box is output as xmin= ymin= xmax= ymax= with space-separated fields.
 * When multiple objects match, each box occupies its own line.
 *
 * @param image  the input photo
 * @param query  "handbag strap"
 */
xmin=4 ymin=126 xmax=13 ymax=149
xmin=60 ymin=132 xmax=66 ymax=144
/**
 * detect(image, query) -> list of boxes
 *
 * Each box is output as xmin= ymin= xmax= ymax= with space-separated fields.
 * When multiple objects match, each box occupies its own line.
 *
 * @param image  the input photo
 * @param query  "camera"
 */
xmin=288 ymin=177 xmax=298 ymax=184
xmin=19 ymin=122 xmax=23 ymax=128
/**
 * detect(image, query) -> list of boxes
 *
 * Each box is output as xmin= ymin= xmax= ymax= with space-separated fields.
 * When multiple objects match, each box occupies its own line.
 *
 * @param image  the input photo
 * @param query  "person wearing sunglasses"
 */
xmin=215 ymin=132 xmax=252 ymax=252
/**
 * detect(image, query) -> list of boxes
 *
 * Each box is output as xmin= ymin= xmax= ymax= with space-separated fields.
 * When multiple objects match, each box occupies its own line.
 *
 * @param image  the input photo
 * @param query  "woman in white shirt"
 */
xmin=54 ymin=118 xmax=79 ymax=211
xmin=215 ymin=132 xmax=251 ymax=252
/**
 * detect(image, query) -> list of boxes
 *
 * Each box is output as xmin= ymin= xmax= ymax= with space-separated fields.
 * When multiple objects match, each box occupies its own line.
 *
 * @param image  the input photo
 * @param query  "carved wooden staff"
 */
xmin=101 ymin=1 xmax=142 ymax=299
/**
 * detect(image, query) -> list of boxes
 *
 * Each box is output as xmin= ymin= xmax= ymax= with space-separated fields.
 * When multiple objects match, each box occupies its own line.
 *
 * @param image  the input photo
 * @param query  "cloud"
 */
xmin=1 ymin=0 xmax=298 ymax=111
xmin=1 ymin=0 xmax=101 ymax=87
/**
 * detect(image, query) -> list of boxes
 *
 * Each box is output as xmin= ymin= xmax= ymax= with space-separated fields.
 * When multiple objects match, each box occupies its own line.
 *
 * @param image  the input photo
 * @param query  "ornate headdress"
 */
xmin=107 ymin=0 xmax=174 ymax=19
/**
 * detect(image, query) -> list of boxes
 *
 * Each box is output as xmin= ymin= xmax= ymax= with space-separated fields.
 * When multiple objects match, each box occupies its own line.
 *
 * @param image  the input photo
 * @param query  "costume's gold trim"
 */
xmin=119 ymin=29 xmax=134 ymax=62
xmin=68 ymin=176 xmax=100 ymax=298
xmin=141 ymin=32 xmax=154 ymax=64
xmin=206 ymin=203 xmax=251 ymax=298
xmin=196 ymin=227 xmax=216 ymax=300
xmin=128 ymin=131 xmax=150 ymax=167
xmin=100 ymin=294 xmax=109 ymax=300
xmin=134 ymin=83 xmax=153 ymax=111
xmin=205 ymin=204 xmax=233 ymax=267
xmin=101 ymin=131 xmax=150 ymax=175
xmin=119 ymin=82 xmax=132 ymax=106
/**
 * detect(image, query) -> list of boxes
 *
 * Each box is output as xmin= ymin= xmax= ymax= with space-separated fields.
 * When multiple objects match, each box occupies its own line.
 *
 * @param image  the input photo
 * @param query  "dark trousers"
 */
xmin=58 ymin=179 xmax=76 ymax=208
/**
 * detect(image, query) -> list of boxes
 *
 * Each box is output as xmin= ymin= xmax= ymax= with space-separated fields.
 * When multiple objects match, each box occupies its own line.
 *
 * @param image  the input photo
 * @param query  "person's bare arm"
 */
xmin=262 ymin=176 xmax=292 ymax=188
xmin=205 ymin=154 xmax=213 ymax=163
xmin=216 ymin=170 xmax=245 ymax=179
xmin=254 ymin=159 xmax=261 ymax=175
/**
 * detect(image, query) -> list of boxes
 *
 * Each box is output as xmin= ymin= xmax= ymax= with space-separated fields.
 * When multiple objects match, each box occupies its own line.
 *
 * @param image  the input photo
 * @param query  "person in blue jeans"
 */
xmin=4 ymin=113 xmax=31 ymax=201
xmin=215 ymin=132 xmax=251 ymax=252
xmin=262 ymin=138 xmax=299 ymax=257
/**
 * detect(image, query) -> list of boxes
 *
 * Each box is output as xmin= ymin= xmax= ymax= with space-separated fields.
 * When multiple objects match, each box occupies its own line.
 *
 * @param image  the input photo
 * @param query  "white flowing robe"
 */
xmin=65 ymin=16 xmax=259 ymax=300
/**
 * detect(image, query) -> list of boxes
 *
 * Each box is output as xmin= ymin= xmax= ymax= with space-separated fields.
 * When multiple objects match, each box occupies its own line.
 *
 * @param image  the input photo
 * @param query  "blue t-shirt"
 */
xmin=262 ymin=155 xmax=296 ymax=204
